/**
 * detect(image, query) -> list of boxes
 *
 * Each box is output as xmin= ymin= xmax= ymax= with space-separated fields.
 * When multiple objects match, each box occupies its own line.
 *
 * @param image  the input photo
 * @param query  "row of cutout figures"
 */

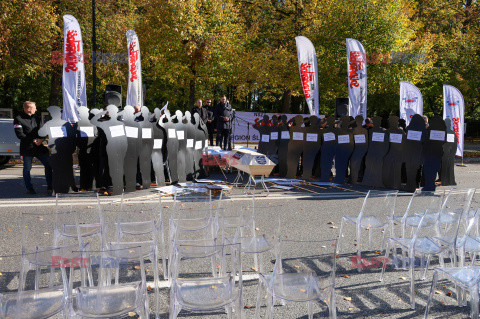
xmin=38 ymin=105 xmax=209 ymax=195
xmin=252 ymin=113 xmax=457 ymax=192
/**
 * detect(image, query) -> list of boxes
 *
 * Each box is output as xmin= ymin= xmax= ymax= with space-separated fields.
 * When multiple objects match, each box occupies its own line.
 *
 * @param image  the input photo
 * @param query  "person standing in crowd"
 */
xmin=214 ymin=95 xmax=233 ymax=150
xmin=191 ymin=99 xmax=209 ymax=124
xmin=205 ymin=98 xmax=215 ymax=146
xmin=13 ymin=101 xmax=53 ymax=195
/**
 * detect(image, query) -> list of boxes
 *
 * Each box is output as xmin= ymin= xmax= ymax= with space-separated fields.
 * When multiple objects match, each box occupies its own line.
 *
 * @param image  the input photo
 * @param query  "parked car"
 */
xmin=0 ymin=119 xmax=20 ymax=166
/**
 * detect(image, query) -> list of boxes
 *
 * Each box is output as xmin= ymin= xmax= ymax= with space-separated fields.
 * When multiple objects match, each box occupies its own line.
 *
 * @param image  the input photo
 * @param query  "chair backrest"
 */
xmin=54 ymin=193 xmax=106 ymax=251
xmin=272 ymin=239 xmax=337 ymax=287
xmin=402 ymin=190 xmax=445 ymax=221
xmin=171 ymin=241 xmax=241 ymax=283
xmin=115 ymin=192 xmax=163 ymax=242
xmin=436 ymin=188 xmax=475 ymax=240
xmin=173 ymin=189 xmax=212 ymax=212
xmin=358 ymin=190 xmax=398 ymax=222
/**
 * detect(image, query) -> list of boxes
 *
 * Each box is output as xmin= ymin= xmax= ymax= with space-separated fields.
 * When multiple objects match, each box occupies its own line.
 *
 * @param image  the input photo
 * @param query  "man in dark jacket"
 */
xmin=205 ymin=99 xmax=215 ymax=146
xmin=14 ymin=101 xmax=52 ymax=195
xmin=214 ymin=95 xmax=233 ymax=150
xmin=191 ymin=99 xmax=209 ymax=124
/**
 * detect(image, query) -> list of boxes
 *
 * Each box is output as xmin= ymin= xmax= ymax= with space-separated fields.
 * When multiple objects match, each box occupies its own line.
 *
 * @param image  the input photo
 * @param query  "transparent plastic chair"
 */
xmin=391 ymin=190 xmax=446 ymax=239
xmin=0 ymin=246 xmax=85 ymax=319
xmin=457 ymin=208 xmax=480 ymax=267
xmin=54 ymin=193 xmax=107 ymax=255
xmin=433 ymin=188 xmax=475 ymax=267
xmin=424 ymin=266 xmax=480 ymax=319
xmin=256 ymin=238 xmax=337 ymax=319
xmin=168 ymin=209 xmax=222 ymax=281
xmin=337 ymin=190 xmax=398 ymax=271
xmin=381 ymin=209 xmax=448 ymax=309
xmin=169 ymin=242 xmax=243 ymax=319
xmin=69 ymin=245 xmax=148 ymax=318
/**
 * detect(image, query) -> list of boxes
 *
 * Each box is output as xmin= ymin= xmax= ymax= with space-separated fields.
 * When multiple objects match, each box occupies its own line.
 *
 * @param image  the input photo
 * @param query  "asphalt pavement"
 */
xmin=0 ymin=162 xmax=479 ymax=318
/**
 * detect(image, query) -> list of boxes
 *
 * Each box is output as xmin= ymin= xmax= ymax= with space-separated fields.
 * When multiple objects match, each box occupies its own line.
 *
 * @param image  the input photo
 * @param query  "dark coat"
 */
xmin=191 ymin=106 xmax=209 ymax=124
xmin=214 ymin=102 xmax=233 ymax=130
xmin=14 ymin=111 xmax=49 ymax=156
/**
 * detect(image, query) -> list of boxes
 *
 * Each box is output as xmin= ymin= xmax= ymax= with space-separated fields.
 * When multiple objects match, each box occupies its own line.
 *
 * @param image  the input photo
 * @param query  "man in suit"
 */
xmin=214 ymin=95 xmax=233 ymax=150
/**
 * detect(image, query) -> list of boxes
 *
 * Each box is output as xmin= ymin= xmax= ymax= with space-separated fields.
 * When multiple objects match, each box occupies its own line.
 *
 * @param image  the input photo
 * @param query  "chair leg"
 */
xmin=420 ymin=255 xmax=431 ymax=280
xmin=307 ymin=300 xmax=313 ymax=319
xmin=424 ymin=270 xmax=438 ymax=318
xmin=380 ymin=240 xmax=391 ymax=282
xmin=470 ymin=283 xmax=479 ymax=319
xmin=409 ymin=249 xmax=416 ymax=309
xmin=356 ymin=226 xmax=362 ymax=272
xmin=329 ymin=286 xmax=337 ymax=319
xmin=254 ymin=281 xmax=264 ymax=319
xmin=336 ymin=218 xmax=346 ymax=254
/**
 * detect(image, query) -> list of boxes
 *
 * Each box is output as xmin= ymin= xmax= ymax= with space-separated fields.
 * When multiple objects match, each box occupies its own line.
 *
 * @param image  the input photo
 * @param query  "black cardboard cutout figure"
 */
xmin=172 ymin=110 xmax=187 ymax=183
xmin=349 ymin=115 xmax=368 ymax=184
xmin=382 ymin=115 xmax=406 ymax=190
xmin=76 ymin=106 xmax=97 ymax=190
xmin=151 ymin=108 xmax=166 ymax=186
xmin=90 ymin=105 xmax=128 ymax=195
xmin=38 ymin=106 xmax=76 ymax=194
xmin=277 ymin=115 xmax=290 ymax=177
xmin=253 ymin=115 xmax=271 ymax=155
xmin=403 ymin=114 xmax=426 ymax=192
xmin=138 ymin=106 xmax=154 ymax=188
xmin=318 ymin=116 xmax=336 ymax=181
xmin=160 ymin=110 xmax=179 ymax=184
xmin=193 ymin=113 xmax=208 ymax=179
xmin=333 ymin=116 xmax=354 ymax=184
xmin=422 ymin=116 xmax=446 ymax=191
xmin=268 ymin=115 xmax=280 ymax=163
xmin=184 ymin=111 xmax=196 ymax=180
xmin=286 ymin=115 xmax=305 ymax=178
xmin=119 ymin=105 xmax=140 ymax=192
xmin=302 ymin=116 xmax=322 ymax=179
xmin=362 ymin=116 xmax=389 ymax=188
xmin=440 ymin=118 xmax=457 ymax=186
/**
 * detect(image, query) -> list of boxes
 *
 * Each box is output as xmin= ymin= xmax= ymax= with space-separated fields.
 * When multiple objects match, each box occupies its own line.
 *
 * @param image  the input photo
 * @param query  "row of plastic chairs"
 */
xmin=337 ymin=187 xmax=480 ymax=317
xmin=1 ymin=189 xmax=338 ymax=318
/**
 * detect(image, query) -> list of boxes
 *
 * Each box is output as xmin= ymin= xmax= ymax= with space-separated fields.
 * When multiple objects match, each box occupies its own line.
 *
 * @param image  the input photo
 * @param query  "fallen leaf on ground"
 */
xmin=128 ymin=312 xmax=136 ymax=317
xmin=321 ymin=245 xmax=327 ymax=248
xmin=341 ymin=274 xmax=350 ymax=278
xmin=134 ymin=265 xmax=141 ymax=270
xmin=344 ymin=296 xmax=352 ymax=301
xmin=251 ymin=267 xmax=257 ymax=271
xmin=211 ymin=285 xmax=218 ymax=289
xmin=348 ymin=308 xmax=354 ymax=311
xmin=400 ymin=276 xmax=407 ymax=280
xmin=147 ymin=285 xmax=152 ymax=291
xmin=435 ymin=290 xmax=442 ymax=295
xmin=330 ymin=226 xmax=338 ymax=229
xmin=244 ymin=304 xmax=253 ymax=309
xmin=87 ymin=206 xmax=93 ymax=209
xmin=255 ymin=227 xmax=259 ymax=231
xmin=300 ymin=289 xmax=306 ymax=293
xmin=327 ymin=221 xmax=334 ymax=225
xmin=446 ymin=292 xmax=452 ymax=296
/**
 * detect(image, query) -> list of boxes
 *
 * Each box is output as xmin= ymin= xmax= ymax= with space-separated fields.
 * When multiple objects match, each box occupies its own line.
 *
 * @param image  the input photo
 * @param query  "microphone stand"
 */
xmin=234 ymin=115 xmax=253 ymax=148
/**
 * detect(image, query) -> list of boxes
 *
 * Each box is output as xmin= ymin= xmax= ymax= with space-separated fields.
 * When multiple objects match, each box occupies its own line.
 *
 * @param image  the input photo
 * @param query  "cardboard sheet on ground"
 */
xmin=195 ymin=179 xmax=226 ymax=184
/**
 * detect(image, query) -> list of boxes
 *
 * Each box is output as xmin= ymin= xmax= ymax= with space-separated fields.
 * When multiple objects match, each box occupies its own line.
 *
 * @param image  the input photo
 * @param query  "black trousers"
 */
xmin=217 ymin=128 xmax=231 ymax=150
xmin=207 ymin=122 xmax=215 ymax=146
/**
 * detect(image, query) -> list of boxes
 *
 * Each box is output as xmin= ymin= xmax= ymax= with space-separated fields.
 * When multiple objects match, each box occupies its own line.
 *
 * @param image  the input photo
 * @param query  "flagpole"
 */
xmin=92 ymin=0 xmax=97 ymax=109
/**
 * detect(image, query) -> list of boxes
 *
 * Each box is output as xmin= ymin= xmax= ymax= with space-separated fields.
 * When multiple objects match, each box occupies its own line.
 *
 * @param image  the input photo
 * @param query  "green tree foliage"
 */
xmin=0 ymin=0 xmax=479 ymax=120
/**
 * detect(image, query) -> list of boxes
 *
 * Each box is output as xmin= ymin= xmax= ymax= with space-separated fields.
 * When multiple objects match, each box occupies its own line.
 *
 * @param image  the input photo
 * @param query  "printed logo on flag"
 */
xmin=65 ymin=30 xmax=81 ymax=73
